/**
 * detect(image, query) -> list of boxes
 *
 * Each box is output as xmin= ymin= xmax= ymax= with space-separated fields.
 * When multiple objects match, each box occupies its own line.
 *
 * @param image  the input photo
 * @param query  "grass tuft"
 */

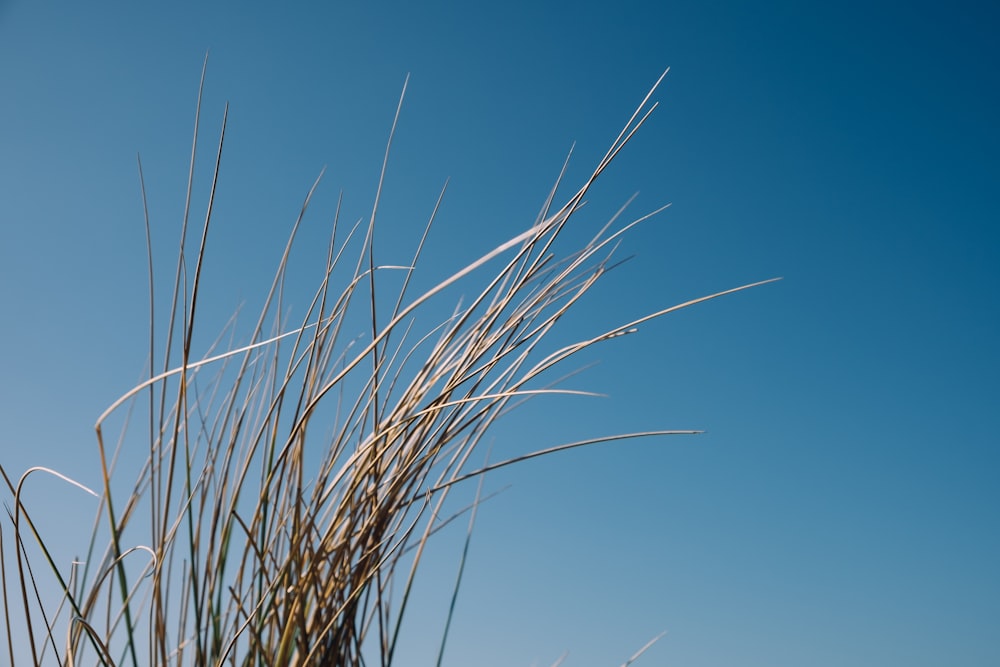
xmin=1 ymin=63 xmax=777 ymax=666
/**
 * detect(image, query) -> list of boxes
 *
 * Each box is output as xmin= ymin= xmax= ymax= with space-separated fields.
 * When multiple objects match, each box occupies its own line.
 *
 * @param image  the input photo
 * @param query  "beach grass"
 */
xmin=0 ymin=63 xmax=775 ymax=666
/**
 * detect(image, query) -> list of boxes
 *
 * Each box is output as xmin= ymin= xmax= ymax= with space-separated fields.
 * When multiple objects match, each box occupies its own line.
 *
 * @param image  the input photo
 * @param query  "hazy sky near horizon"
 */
xmin=1 ymin=2 xmax=998 ymax=665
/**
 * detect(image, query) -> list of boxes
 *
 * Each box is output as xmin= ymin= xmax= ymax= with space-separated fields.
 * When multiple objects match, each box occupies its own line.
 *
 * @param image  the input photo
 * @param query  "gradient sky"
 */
xmin=1 ymin=2 xmax=998 ymax=666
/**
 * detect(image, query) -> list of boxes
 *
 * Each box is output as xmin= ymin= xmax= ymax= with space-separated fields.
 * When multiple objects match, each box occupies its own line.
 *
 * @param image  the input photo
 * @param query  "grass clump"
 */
xmin=0 ymin=63 xmax=775 ymax=666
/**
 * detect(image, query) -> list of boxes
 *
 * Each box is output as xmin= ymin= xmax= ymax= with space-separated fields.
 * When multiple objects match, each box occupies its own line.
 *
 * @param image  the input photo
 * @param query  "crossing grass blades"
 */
xmin=0 ymin=63 xmax=776 ymax=666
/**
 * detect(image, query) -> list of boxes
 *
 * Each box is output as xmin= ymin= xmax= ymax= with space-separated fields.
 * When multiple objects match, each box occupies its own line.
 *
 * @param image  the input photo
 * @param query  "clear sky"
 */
xmin=1 ymin=1 xmax=998 ymax=666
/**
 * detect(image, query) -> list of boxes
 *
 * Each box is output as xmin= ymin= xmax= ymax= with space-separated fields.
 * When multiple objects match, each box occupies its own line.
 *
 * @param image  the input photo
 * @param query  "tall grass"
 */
xmin=0 ymin=63 xmax=776 ymax=666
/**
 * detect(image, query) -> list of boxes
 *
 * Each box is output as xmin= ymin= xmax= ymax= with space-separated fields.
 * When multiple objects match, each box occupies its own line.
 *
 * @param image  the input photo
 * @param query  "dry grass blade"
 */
xmin=619 ymin=631 xmax=668 ymax=667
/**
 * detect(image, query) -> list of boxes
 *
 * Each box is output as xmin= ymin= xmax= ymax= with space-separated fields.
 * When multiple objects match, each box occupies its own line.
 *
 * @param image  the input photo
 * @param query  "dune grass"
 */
xmin=0 ymin=63 xmax=776 ymax=666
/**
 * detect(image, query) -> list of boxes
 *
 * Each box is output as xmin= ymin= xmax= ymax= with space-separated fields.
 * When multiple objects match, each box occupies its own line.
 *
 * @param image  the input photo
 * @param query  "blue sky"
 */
xmin=1 ymin=1 xmax=997 ymax=665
